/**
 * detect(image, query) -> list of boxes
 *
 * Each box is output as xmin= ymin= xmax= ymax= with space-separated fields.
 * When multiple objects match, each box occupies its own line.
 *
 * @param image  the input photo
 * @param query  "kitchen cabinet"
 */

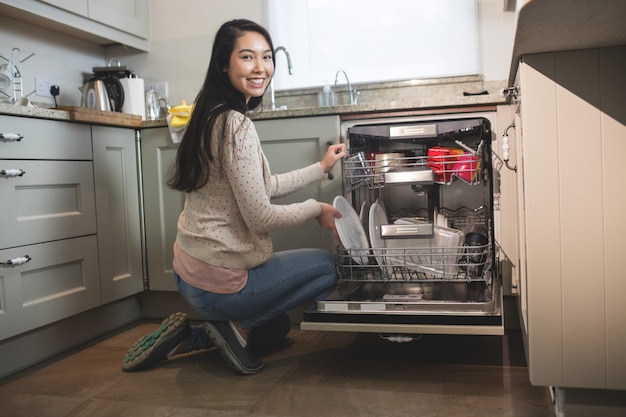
xmin=493 ymin=103 xmax=519 ymax=298
xmin=255 ymin=115 xmax=342 ymax=253
xmin=0 ymin=116 xmax=100 ymax=340
xmin=515 ymin=46 xmax=626 ymax=391
xmin=0 ymin=159 xmax=96 ymax=249
xmin=0 ymin=0 xmax=150 ymax=51
xmin=39 ymin=0 xmax=87 ymax=16
xmin=86 ymin=0 xmax=149 ymax=39
xmin=140 ymin=127 xmax=183 ymax=291
xmin=38 ymin=0 xmax=148 ymax=38
xmin=92 ymin=125 xmax=144 ymax=304
xmin=140 ymin=115 xmax=342 ymax=291
xmin=0 ymin=236 xmax=100 ymax=340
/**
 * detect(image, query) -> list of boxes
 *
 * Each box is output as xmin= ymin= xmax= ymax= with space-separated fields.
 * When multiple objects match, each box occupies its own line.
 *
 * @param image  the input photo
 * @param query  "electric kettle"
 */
xmin=81 ymin=59 xmax=128 ymax=112
xmin=81 ymin=79 xmax=112 ymax=111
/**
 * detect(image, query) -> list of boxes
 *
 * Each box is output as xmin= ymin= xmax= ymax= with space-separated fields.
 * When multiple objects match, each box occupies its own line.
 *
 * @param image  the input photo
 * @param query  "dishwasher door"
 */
xmin=301 ymin=280 xmax=503 ymax=336
xmin=301 ymin=112 xmax=504 ymax=337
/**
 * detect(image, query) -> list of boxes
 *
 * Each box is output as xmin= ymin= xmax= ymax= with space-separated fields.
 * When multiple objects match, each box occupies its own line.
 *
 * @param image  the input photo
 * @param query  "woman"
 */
xmin=122 ymin=19 xmax=346 ymax=375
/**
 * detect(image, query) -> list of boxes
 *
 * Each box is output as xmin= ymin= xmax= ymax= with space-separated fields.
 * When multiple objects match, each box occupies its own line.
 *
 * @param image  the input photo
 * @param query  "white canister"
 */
xmin=120 ymin=77 xmax=146 ymax=119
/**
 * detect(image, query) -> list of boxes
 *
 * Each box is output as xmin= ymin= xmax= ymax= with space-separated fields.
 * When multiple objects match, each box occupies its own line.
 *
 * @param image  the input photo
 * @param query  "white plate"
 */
xmin=368 ymin=200 xmax=387 ymax=260
xmin=369 ymin=200 xmax=398 ymax=278
xmin=359 ymin=201 xmax=370 ymax=236
xmin=333 ymin=196 xmax=370 ymax=264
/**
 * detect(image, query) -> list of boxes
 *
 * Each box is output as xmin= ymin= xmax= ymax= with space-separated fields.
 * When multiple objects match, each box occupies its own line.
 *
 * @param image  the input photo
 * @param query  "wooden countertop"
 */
xmin=509 ymin=0 xmax=626 ymax=84
xmin=0 ymin=102 xmax=167 ymax=128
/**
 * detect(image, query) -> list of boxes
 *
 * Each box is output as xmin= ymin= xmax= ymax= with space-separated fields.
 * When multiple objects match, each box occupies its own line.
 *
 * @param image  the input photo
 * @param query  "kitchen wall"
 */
xmin=104 ymin=0 xmax=265 ymax=107
xmin=0 ymin=0 xmax=515 ymax=108
xmin=479 ymin=0 xmax=517 ymax=81
xmin=0 ymin=14 xmax=105 ymax=107
xmin=109 ymin=0 xmax=516 ymax=106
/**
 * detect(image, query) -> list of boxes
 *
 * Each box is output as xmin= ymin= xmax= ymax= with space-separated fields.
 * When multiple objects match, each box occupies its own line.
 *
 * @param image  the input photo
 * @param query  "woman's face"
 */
xmin=225 ymin=31 xmax=274 ymax=103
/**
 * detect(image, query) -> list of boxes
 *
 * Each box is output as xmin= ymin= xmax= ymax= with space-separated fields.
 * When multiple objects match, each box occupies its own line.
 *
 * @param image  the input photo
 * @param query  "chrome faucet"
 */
xmin=269 ymin=46 xmax=294 ymax=110
xmin=334 ymin=69 xmax=358 ymax=105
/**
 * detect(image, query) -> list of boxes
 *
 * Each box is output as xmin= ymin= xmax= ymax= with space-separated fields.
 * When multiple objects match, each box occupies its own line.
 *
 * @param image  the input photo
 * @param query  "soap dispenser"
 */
xmin=317 ymin=82 xmax=335 ymax=107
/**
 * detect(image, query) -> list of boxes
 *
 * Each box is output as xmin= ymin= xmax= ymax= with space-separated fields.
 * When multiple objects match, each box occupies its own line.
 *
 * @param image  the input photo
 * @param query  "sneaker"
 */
xmin=204 ymin=321 xmax=264 ymax=375
xmin=122 ymin=312 xmax=191 ymax=372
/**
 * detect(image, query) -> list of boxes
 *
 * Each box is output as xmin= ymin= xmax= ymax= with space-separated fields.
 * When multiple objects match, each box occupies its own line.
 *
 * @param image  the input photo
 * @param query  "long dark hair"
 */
xmin=167 ymin=19 xmax=275 ymax=192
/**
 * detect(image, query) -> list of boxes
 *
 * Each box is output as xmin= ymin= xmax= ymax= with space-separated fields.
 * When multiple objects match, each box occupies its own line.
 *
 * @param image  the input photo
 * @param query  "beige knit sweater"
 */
xmin=175 ymin=110 xmax=325 ymax=269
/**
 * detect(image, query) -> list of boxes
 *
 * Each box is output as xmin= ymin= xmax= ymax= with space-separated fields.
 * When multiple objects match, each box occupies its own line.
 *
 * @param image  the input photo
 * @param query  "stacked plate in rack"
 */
xmin=333 ymin=196 xmax=370 ymax=265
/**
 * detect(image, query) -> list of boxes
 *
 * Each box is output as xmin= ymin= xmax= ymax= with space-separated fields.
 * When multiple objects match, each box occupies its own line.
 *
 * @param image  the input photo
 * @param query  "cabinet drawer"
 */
xmin=0 ymin=160 xmax=96 ymax=249
xmin=0 ymin=116 xmax=92 ymax=160
xmin=0 ymin=235 xmax=101 ymax=341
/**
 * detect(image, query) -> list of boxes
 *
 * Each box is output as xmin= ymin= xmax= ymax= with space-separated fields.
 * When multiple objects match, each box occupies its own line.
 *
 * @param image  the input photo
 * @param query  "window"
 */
xmin=267 ymin=0 xmax=480 ymax=90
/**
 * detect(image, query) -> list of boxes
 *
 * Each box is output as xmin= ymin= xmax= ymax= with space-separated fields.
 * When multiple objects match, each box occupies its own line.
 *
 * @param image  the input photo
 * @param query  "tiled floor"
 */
xmin=0 ymin=320 xmax=554 ymax=417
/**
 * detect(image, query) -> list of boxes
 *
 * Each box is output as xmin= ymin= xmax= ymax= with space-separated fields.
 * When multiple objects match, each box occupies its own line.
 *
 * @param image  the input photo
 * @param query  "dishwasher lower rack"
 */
xmin=336 ymin=242 xmax=492 ymax=284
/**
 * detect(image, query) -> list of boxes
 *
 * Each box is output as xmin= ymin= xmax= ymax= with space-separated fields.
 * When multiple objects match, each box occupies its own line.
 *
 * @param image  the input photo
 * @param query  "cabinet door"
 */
xmin=38 ymin=0 xmax=88 ymax=16
xmin=2 ymin=0 xmax=149 ymax=50
xmin=140 ymin=128 xmax=184 ymax=291
xmin=0 ymin=160 xmax=96 ymax=249
xmin=519 ymin=47 xmax=626 ymax=390
xmin=0 ymin=115 xmax=92 ymax=160
xmin=92 ymin=126 xmax=144 ymax=303
xmin=87 ymin=0 xmax=149 ymax=39
xmin=0 ymin=235 xmax=100 ymax=340
xmin=255 ymin=115 xmax=342 ymax=253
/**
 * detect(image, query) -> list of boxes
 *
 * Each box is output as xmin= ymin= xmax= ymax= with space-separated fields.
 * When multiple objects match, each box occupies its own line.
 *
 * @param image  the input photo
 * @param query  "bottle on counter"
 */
xmin=317 ymin=82 xmax=335 ymax=107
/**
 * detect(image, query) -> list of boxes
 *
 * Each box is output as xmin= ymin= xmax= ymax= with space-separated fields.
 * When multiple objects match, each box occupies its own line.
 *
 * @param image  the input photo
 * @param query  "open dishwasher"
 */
xmin=301 ymin=112 xmax=503 ymax=337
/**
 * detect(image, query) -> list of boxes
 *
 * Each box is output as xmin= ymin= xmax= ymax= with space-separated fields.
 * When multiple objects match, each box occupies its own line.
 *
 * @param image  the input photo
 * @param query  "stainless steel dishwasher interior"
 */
xmin=302 ymin=112 xmax=504 ymax=335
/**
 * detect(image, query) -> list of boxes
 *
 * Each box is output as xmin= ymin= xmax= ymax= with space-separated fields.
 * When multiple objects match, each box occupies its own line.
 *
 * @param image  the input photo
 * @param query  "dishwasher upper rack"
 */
xmin=336 ymin=242 xmax=492 ymax=284
xmin=343 ymin=150 xmax=481 ymax=191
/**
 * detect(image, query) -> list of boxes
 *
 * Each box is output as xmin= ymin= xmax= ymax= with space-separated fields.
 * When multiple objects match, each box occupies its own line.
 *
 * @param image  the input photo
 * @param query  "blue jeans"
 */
xmin=175 ymin=248 xmax=337 ymax=333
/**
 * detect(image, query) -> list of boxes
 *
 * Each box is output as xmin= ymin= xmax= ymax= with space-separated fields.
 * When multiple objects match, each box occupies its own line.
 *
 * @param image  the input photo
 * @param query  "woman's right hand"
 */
xmin=316 ymin=202 xmax=342 ymax=243
xmin=320 ymin=143 xmax=347 ymax=173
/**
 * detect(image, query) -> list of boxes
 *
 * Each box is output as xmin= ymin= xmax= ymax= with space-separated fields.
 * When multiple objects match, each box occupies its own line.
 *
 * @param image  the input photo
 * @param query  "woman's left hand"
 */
xmin=320 ymin=143 xmax=347 ymax=173
xmin=316 ymin=202 xmax=342 ymax=242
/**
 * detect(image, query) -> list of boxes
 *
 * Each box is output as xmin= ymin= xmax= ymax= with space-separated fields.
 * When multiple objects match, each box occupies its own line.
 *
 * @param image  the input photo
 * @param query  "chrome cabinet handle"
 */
xmin=0 ymin=133 xmax=23 ymax=141
xmin=0 ymin=255 xmax=31 ymax=266
xmin=0 ymin=168 xmax=26 ymax=177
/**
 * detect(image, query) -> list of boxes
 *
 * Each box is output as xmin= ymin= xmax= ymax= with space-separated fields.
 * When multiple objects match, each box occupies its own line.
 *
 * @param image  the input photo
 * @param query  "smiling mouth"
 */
xmin=248 ymin=78 xmax=265 ymax=87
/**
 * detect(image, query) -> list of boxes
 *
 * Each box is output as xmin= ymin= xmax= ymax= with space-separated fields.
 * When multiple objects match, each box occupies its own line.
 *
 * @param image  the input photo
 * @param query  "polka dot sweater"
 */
xmin=175 ymin=110 xmax=325 ymax=269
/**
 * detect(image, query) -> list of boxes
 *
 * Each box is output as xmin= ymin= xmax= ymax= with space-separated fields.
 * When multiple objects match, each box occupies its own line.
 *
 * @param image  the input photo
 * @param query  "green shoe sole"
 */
xmin=122 ymin=312 xmax=190 ymax=372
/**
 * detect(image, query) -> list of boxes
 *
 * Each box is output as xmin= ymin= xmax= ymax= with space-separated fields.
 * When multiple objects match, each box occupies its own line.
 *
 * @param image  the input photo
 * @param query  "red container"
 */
xmin=451 ymin=153 xmax=480 ymax=183
xmin=427 ymin=146 xmax=461 ymax=183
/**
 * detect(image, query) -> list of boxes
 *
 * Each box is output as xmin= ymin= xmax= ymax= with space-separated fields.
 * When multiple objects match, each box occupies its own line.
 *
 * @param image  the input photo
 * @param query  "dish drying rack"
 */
xmin=0 ymin=48 xmax=35 ymax=104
